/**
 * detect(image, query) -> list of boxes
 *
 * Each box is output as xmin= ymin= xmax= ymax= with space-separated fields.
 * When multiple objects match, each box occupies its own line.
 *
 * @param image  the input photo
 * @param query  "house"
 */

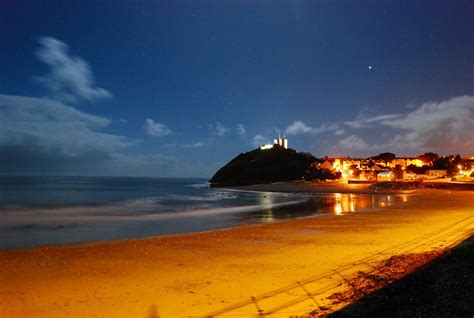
xmin=377 ymin=171 xmax=394 ymax=181
xmin=403 ymin=171 xmax=420 ymax=180
xmin=425 ymin=169 xmax=447 ymax=178
xmin=320 ymin=160 xmax=334 ymax=171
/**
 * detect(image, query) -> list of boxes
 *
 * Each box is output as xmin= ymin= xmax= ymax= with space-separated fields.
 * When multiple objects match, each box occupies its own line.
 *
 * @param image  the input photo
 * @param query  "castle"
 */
xmin=259 ymin=135 xmax=288 ymax=150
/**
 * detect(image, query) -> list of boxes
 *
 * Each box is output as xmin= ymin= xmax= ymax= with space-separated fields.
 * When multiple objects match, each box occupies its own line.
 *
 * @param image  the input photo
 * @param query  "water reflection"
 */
xmin=258 ymin=193 xmax=275 ymax=222
xmin=329 ymin=193 xmax=400 ymax=214
xmin=237 ymin=193 xmax=411 ymax=223
xmin=334 ymin=193 xmax=343 ymax=215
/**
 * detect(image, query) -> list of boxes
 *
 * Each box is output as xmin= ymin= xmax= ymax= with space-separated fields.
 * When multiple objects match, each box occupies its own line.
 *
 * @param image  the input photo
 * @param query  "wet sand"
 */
xmin=227 ymin=180 xmax=474 ymax=193
xmin=1 ymin=189 xmax=473 ymax=317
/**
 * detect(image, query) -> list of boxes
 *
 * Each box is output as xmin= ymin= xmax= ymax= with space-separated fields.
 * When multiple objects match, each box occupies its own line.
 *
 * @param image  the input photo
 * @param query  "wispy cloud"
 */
xmin=285 ymin=120 xmax=340 ymax=135
xmin=344 ymin=114 xmax=402 ymax=129
xmin=252 ymin=134 xmax=270 ymax=147
xmin=0 ymin=95 xmax=209 ymax=177
xmin=209 ymin=122 xmax=229 ymax=136
xmin=144 ymin=118 xmax=172 ymax=137
xmin=338 ymin=135 xmax=378 ymax=151
xmin=381 ymin=96 xmax=474 ymax=153
xmin=35 ymin=37 xmax=112 ymax=103
xmin=338 ymin=95 xmax=474 ymax=155
xmin=0 ymin=94 xmax=132 ymax=174
xmin=182 ymin=141 xmax=207 ymax=148
xmin=236 ymin=123 xmax=246 ymax=136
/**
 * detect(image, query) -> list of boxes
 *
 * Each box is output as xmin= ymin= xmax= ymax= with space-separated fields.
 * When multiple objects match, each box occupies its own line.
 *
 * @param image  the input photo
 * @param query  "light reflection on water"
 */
xmin=329 ymin=193 xmax=399 ymax=215
xmin=239 ymin=193 xmax=411 ymax=223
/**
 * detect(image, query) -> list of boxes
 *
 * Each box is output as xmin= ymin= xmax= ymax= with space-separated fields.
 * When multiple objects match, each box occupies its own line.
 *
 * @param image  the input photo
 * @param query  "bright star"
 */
xmin=368 ymin=65 xmax=373 ymax=70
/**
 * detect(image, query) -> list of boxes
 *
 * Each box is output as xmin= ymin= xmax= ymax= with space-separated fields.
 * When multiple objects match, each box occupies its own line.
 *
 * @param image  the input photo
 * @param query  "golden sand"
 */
xmin=1 ymin=189 xmax=473 ymax=318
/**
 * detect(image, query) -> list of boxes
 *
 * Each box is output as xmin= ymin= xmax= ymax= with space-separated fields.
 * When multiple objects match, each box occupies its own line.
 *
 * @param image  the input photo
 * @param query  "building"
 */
xmin=377 ymin=171 xmax=394 ymax=181
xmin=389 ymin=157 xmax=424 ymax=168
xmin=273 ymin=135 xmax=288 ymax=149
xmin=320 ymin=160 xmax=334 ymax=171
xmin=259 ymin=135 xmax=289 ymax=150
xmin=425 ymin=169 xmax=447 ymax=178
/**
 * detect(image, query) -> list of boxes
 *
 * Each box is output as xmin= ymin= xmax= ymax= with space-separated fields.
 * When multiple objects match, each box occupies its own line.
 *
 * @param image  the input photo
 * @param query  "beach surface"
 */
xmin=1 ymin=187 xmax=473 ymax=317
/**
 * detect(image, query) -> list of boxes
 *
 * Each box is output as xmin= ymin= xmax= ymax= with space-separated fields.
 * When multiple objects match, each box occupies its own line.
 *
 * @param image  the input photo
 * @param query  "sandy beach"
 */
xmin=1 ymin=187 xmax=473 ymax=318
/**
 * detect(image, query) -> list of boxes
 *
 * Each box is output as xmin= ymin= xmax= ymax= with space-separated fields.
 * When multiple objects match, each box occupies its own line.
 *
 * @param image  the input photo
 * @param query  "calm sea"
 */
xmin=0 ymin=176 xmax=407 ymax=249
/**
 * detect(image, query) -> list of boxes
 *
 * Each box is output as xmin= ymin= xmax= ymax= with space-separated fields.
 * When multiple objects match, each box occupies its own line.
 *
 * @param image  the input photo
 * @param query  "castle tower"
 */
xmin=283 ymin=135 xmax=288 ymax=149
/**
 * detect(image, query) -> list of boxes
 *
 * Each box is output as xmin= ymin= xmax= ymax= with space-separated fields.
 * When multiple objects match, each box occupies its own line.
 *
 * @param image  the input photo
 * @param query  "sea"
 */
xmin=0 ymin=176 xmax=408 ymax=249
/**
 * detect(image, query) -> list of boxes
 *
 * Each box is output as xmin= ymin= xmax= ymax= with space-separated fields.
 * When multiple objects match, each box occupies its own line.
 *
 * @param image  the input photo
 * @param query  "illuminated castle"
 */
xmin=259 ymin=135 xmax=288 ymax=150
xmin=273 ymin=134 xmax=288 ymax=149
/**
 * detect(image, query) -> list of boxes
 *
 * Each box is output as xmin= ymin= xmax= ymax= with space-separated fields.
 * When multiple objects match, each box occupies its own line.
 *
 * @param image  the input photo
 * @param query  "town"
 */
xmin=316 ymin=153 xmax=474 ymax=182
xmin=259 ymin=136 xmax=474 ymax=182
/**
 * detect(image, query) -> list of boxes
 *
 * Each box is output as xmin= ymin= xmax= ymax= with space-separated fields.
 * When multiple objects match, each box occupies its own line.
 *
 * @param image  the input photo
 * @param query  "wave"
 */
xmin=186 ymin=182 xmax=210 ymax=189
xmin=0 ymin=198 xmax=308 ymax=227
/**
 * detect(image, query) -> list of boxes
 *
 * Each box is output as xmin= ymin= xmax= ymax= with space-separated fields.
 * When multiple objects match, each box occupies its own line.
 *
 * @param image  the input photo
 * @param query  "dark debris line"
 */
xmin=329 ymin=235 xmax=474 ymax=318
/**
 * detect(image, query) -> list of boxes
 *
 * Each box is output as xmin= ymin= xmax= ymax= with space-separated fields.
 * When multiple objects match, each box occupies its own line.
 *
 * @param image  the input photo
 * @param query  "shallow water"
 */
xmin=0 ymin=176 xmax=410 ymax=249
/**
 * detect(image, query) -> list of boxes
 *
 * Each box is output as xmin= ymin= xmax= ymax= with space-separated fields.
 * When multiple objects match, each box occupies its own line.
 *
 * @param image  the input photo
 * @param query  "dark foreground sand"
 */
xmin=329 ymin=235 xmax=474 ymax=318
xmin=0 ymin=188 xmax=473 ymax=317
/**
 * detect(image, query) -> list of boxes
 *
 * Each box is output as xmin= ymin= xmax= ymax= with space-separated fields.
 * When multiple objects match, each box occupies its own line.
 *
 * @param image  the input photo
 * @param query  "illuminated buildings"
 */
xmin=259 ymin=135 xmax=289 ymax=150
xmin=324 ymin=156 xmax=425 ymax=181
xmin=273 ymin=135 xmax=288 ymax=149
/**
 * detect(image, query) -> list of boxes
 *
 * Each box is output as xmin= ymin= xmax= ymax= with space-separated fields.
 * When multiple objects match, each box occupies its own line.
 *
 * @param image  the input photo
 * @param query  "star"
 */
xmin=368 ymin=65 xmax=373 ymax=70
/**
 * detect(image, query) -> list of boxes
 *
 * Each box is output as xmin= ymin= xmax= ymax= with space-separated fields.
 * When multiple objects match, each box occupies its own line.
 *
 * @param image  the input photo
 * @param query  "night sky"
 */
xmin=1 ymin=1 xmax=473 ymax=177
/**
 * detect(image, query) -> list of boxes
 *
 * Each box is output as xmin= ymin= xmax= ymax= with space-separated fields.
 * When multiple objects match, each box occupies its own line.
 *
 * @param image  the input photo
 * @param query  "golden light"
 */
xmin=334 ymin=193 xmax=343 ymax=215
xmin=259 ymin=193 xmax=275 ymax=222
xmin=259 ymin=144 xmax=273 ymax=150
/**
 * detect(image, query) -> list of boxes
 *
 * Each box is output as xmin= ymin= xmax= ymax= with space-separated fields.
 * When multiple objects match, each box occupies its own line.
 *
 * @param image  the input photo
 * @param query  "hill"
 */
xmin=210 ymin=145 xmax=318 ymax=186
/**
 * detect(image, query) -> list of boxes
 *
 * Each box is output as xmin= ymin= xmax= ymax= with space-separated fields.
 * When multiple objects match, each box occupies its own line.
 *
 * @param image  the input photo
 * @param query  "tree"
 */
xmin=349 ymin=164 xmax=361 ymax=178
xmin=406 ymin=164 xmax=429 ymax=174
xmin=432 ymin=157 xmax=449 ymax=170
xmin=392 ymin=164 xmax=404 ymax=180
xmin=304 ymin=163 xmax=342 ymax=181
xmin=372 ymin=152 xmax=396 ymax=164
xmin=447 ymin=154 xmax=463 ymax=176
xmin=417 ymin=152 xmax=439 ymax=165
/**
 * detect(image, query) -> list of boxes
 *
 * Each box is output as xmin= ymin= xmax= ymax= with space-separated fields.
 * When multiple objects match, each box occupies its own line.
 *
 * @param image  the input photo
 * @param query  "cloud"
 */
xmin=285 ymin=121 xmax=314 ymax=135
xmin=338 ymin=135 xmax=376 ymax=151
xmin=209 ymin=122 xmax=229 ymax=136
xmin=144 ymin=118 xmax=172 ymax=137
xmin=334 ymin=129 xmax=345 ymax=135
xmin=340 ymin=95 xmax=474 ymax=155
xmin=285 ymin=120 xmax=340 ymax=135
xmin=252 ymin=134 xmax=270 ymax=147
xmin=344 ymin=114 xmax=402 ymax=129
xmin=0 ymin=94 xmax=211 ymax=177
xmin=35 ymin=36 xmax=112 ymax=103
xmin=0 ymin=94 xmax=132 ymax=174
xmin=236 ymin=123 xmax=246 ymax=136
xmin=383 ymin=96 xmax=474 ymax=153
xmin=182 ymin=141 xmax=207 ymax=148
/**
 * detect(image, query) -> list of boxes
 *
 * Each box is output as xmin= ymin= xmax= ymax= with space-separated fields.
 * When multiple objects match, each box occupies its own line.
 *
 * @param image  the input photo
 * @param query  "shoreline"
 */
xmin=0 ymin=184 xmax=414 ymax=251
xmin=221 ymin=180 xmax=474 ymax=194
xmin=1 ymin=188 xmax=473 ymax=317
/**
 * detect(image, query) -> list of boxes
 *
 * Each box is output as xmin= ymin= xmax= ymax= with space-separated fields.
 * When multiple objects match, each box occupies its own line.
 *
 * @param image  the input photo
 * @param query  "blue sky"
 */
xmin=1 ymin=1 xmax=473 ymax=177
